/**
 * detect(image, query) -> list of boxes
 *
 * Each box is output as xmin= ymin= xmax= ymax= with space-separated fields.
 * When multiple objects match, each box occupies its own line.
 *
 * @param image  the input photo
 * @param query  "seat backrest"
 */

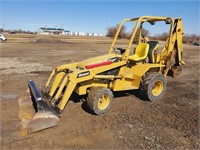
xmin=135 ymin=43 xmax=149 ymax=57
xmin=147 ymin=41 xmax=159 ymax=63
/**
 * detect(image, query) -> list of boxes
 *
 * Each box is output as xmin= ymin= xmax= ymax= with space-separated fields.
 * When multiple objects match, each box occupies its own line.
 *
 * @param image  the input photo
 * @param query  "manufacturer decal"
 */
xmin=77 ymin=71 xmax=90 ymax=78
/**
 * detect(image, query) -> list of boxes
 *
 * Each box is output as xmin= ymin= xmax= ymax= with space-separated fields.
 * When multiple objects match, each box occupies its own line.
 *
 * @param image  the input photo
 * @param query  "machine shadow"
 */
xmin=113 ymin=89 xmax=149 ymax=101
xmin=69 ymin=92 xmax=95 ymax=115
xmin=69 ymin=89 xmax=149 ymax=115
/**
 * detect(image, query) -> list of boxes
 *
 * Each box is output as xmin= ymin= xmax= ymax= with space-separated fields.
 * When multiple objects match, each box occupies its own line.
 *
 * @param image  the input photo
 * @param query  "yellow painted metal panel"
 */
xmin=77 ymin=53 xmax=120 ymax=69
xmin=75 ymin=81 xmax=108 ymax=95
xmin=58 ymin=81 xmax=77 ymax=110
xmin=131 ymin=63 xmax=164 ymax=76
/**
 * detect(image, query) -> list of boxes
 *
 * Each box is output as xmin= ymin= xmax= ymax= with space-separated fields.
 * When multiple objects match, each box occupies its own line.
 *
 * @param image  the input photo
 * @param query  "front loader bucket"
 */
xmin=18 ymin=80 xmax=59 ymax=136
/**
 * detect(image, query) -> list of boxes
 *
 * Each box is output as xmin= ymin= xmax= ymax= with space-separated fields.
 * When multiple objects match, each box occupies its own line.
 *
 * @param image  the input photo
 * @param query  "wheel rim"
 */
xmin=152 ymin=80 xmax=163 ymax=96
xmin=98 ymin=94 xmax=110 ymax=110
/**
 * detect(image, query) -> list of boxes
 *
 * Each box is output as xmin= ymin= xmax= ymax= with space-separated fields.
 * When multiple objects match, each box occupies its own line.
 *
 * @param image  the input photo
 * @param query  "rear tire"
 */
xmin=87 ymin=87 xmax=113 ymax=115
xmin=141 ymin=72 xmax=167 ymax=101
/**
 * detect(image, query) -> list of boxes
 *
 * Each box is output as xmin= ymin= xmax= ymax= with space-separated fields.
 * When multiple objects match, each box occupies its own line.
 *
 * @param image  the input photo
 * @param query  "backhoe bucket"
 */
xmin=18 ymin=80 xmax=59 ymax=136
xmin=168 ymin=66 xmax=182 ymax=77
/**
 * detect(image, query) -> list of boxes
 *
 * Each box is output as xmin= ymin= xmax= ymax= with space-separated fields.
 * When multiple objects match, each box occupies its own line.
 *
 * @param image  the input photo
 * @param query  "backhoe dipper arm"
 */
xmin=161 ymin=18 xmax=184 ymax=77
xmin=173 ymin=18 xmax=184 ymax=66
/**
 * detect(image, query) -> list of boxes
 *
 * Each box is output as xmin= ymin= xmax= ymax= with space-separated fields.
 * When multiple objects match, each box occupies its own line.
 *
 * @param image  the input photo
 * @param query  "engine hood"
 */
xmin=77 ymin=53 xmax=121 ymax=69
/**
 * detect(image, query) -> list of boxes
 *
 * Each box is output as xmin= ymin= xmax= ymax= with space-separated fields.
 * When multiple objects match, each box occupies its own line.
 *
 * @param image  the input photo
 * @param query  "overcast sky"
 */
xmin=1 ymin=0 xmax=199 ymax=35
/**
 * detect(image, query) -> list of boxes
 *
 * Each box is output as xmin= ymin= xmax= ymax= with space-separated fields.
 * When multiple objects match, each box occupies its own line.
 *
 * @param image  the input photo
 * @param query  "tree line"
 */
xmin=0 ymin=28 xmax=36 ymax=34
xmin=106 ymin=25 xmax=200 ymax=44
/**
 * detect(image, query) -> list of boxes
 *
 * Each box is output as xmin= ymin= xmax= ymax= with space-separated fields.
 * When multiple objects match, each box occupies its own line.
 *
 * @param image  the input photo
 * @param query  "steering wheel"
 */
xmin=114 ymin=48 xmax=126 ymax=54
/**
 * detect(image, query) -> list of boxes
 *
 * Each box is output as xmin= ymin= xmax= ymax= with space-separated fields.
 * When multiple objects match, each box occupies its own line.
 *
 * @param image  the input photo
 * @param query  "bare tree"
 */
xmin=151 ymin=32 xmax=200 ymax=43
xmin=183 ymin=34 xmax=200 ymax=43
xmin=106 ymin=24 xmax=150 ymax=40
xmin=107 ymin=24 xmax=200 ymax=44
xmin=106 ymin=24 xmax=127 ymax=38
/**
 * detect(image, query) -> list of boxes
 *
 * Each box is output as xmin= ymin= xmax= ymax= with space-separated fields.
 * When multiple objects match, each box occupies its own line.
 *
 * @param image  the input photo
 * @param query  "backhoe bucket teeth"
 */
xmin=18 ymin=80 xmax=59 ymax=136
xmin=168 ymin=66 xmax=182 ymax=77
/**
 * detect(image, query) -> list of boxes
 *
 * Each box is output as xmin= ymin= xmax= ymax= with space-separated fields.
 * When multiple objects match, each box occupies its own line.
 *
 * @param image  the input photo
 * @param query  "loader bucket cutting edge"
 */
xmin=18 ymin=80 xmax=59 ymax=136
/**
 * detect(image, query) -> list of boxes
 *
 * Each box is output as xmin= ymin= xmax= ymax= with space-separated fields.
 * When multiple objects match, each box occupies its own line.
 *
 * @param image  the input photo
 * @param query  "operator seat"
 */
xmin=147 ymin=41 xmax=159 ymax=63
xmin=128 ymin=43 xmax=149 ymax=62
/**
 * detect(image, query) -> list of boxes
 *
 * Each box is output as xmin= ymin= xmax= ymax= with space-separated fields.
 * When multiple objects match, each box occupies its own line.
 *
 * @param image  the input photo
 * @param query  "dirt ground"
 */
xmin=0 ymin=34 xmax=199 ymax=149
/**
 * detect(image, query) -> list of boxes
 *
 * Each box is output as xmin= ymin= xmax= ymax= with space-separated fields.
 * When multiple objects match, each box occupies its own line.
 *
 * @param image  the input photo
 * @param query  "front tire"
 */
xmin=141 ymin=72 xmax=167 ymax=101
xmin=87 ymin=87 xmax=113 ymax=115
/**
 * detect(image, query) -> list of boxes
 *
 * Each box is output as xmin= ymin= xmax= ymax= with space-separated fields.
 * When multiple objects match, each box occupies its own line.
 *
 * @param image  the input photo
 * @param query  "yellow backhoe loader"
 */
xmin=18 ymin=16 xmax=185 ymax=136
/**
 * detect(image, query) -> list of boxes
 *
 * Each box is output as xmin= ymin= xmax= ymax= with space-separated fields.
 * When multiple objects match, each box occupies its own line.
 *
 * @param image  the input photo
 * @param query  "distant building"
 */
xmin=78 ymin=32 xmax=87 ymax=36
xmin=37 ymin=27 xmax=105 ymax=37
xmin=37 ymin=27 xmax=70 ymax=35
xmin=62 ymin=30 xmax=71 ymax=35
